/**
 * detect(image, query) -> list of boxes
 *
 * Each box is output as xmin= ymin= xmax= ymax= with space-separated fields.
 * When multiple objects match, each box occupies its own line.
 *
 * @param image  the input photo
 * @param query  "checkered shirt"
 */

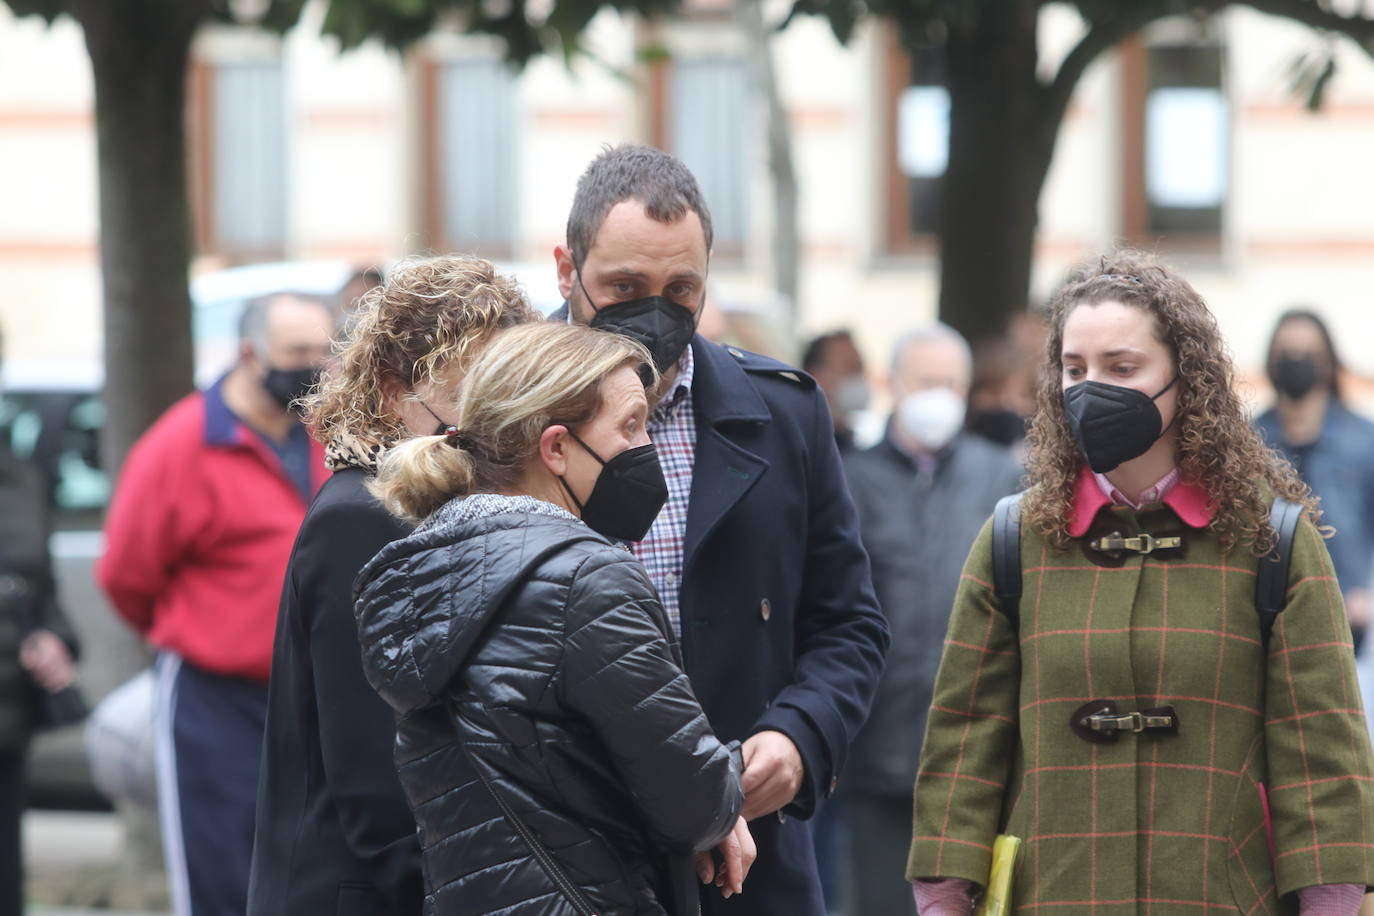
xmin=1094 ymin=466 xmax=1181 ymax=510
xmin=632 ymin=347 xmax=696 ymax=638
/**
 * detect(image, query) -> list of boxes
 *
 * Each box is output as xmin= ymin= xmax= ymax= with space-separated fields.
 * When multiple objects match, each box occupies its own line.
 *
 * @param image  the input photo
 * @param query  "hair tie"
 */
xmin=443 ymin=427 xmax=480 ymax=453
xmin=1099 ymin=273 xmax=1142 ymax=285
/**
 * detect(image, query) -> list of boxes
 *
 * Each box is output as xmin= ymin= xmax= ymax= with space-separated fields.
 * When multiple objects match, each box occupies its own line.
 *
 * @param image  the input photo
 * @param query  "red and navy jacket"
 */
xmin=97 ymin=376 xmax=326 ymax=683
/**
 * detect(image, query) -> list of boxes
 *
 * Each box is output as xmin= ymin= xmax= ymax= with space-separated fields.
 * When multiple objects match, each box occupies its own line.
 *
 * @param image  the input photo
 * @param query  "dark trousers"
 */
xmin=0 ymin=748 xmax=22 ymax=916
xmin=155 ymin=654 xmax=268 ymax=916
xmin=844 ymin=793 xmax=917 ymax=916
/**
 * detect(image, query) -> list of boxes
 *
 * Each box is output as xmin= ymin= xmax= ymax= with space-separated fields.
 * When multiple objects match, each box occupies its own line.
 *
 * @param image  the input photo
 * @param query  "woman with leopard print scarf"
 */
xmin=247 ymin=256 xmax=535 ymax=916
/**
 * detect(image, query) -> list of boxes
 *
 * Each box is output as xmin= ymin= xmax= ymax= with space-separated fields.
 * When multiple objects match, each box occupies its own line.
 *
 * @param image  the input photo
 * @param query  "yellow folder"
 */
xmin=972 ymin=834 xmax=1021 ymax=916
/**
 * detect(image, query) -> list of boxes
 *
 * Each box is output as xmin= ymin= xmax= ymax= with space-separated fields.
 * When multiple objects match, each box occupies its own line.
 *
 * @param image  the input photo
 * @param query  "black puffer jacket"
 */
xmin=354 ymin=495 xmax=743 ymax=916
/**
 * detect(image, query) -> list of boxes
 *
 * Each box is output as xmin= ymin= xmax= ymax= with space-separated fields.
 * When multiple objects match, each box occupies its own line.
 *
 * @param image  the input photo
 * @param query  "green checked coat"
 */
xmin=908 ymin=496 xmax=1374 ymax=914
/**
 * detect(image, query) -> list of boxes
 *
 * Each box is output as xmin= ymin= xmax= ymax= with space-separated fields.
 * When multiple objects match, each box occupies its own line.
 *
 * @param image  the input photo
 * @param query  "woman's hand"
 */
xmin=20 ymin=630 xmax=75 ymax=692
xmin=693 ymin=816 xmax=756 ymax=898
xmin=913 ymin=877 xmax=976 ymax=915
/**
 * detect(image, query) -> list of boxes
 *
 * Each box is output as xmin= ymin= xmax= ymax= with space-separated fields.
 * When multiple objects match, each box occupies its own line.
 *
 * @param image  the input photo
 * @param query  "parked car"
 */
xmin=1 ymin=363 xmax=126 ymax=808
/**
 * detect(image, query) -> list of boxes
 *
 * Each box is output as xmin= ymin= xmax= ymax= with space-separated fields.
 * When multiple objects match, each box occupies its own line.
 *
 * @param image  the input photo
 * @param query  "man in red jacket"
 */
xmin=98 ymin=292 xmax=333 ymax=916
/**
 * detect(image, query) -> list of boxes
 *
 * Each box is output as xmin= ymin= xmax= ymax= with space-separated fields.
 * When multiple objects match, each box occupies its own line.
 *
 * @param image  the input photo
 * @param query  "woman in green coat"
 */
xmin=909 ymin=252 xmax=1374 ymax=915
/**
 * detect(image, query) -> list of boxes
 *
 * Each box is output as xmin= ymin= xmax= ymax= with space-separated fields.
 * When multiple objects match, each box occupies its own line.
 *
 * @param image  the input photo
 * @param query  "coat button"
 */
xmin=760 ymin=599 xmax=771 ymax=621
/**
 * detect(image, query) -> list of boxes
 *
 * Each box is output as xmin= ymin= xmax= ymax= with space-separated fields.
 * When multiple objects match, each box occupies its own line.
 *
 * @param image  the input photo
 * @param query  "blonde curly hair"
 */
xmin=302 ymin=255 xmax=538 ymax=455
xmin=1021 ymin=250 xmax=1319 ymax=554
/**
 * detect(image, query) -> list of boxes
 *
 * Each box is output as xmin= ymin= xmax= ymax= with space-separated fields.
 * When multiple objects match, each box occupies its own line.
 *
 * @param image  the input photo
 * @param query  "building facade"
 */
xmin=2 ymin=3 xmax=1374 ymax=385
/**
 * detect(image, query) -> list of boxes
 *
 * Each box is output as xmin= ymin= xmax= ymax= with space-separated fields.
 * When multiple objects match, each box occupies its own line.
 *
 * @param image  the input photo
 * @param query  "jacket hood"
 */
xmin=353 ymin=494 xmax=599 ymax=715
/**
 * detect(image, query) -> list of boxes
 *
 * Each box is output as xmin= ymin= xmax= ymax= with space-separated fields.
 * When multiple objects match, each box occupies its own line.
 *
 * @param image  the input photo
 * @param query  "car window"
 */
xmin=0 ymin=391 xmax=109 ymax=529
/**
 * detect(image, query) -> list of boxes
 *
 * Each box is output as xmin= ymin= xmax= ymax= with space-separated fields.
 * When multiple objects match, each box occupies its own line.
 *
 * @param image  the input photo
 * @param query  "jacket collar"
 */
xmin=680 ymin=337 xmax=771 ymax=577
xmin=877 ymin=424 xmax=959 ymax=472
xmin=1067 ymin=464 xmax=1212 ymax=537
xmin=203 ymin=372 xmax=248 ymax=448
xmin=688 ymin=336 xmax=771 ymax=426
xmin=202 ymin=371 xmax=329 ymax=494
xmin=1257 ymin=399 xmax=1354 ymax=447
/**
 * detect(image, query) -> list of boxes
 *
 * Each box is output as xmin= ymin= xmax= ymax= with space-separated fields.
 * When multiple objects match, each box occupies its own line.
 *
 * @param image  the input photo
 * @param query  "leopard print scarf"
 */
xmin=324 ymin=432 xmax=388 ymax=473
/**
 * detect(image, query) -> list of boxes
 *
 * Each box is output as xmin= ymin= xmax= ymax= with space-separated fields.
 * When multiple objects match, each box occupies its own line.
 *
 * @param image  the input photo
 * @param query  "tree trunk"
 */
xmin=69 ymin=3 xmax=210 ymax=904
xmin=736 ymin=0 xmax=800 ymax=319
xmin=937 ymin=1 xmax=1053 ymax=347
xmin=75 ymin=0 xmax=210 ymax=475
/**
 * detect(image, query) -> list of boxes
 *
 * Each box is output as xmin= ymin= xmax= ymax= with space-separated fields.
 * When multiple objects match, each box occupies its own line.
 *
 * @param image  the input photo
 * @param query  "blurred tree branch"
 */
xmin=1242 ymin=0 xmax=1374 ymax=58
xmin=1042 ymin=2 xmax=1226 ymax=146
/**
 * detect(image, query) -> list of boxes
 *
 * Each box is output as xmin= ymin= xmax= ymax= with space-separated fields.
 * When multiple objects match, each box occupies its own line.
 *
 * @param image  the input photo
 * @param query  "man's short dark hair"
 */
xmin=566 ymin=144 xmax=714 ymax=268
xmin=801 ymin=330 xmax=854 ymax=374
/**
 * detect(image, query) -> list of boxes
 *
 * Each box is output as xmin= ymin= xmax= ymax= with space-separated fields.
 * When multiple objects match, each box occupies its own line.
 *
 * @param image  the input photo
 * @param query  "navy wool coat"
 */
xmin=665 ymin=335 xmax=889 ymax=916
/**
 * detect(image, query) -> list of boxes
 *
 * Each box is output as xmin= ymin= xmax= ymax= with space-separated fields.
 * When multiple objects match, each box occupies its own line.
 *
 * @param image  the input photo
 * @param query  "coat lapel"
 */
xmin=682 ymin=338 xmax=771 ymax=577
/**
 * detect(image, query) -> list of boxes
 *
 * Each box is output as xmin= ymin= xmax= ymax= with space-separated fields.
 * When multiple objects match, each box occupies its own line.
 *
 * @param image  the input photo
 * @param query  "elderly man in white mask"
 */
xmin=838 ymin=323 xmax=1024 ymax=916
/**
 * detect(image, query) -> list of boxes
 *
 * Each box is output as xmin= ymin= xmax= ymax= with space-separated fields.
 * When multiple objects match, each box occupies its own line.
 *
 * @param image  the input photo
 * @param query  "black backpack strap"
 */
xmin=992 ymin=494 xmax=1024 ymax=629
xmin=1256 ymin=497 xmax=1303 ymax=647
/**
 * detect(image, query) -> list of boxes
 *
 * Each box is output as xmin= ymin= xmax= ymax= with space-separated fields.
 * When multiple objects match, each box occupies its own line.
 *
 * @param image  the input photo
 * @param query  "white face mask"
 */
xmin=834 ymin=374 xmax=871 ymax=417
xmin=897 ymin=387 xmax=966 ymax=451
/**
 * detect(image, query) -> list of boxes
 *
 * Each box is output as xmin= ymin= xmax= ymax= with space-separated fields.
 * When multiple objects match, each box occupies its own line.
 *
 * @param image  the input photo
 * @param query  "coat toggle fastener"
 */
xmin=1081 ymin=708 xmax=1178 ymax=733
xmin=1071 ymin=700 xmax=1179 ymax=743
xmin=1088 ymin=532 xmax=1182 ymax=557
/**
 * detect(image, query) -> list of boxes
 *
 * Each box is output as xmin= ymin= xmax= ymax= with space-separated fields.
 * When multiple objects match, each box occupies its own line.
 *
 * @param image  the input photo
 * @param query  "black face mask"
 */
xmin=1063 ymin=377 xmax=1177 ymax=474
xmin=579 ymin=274 xmax=698 ymax=377
xmin=264 ymin=366 xmax=320 ymax=411
xmin=967 ymin=408 xmax=1027 ymax=447
xmin=1270 ymin=355 xmax=1320 ymax=400
xmin=557 ymin=430 xmax=668 ymax=542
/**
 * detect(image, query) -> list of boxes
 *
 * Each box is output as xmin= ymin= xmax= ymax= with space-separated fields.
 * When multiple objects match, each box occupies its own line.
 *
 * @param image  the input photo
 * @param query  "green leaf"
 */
xmin=1305 ymin=53 xmax=1337 ymax=111
xmin=0 ymin=0 xmax=69 ymax=24
xmin=636 ymin=42 xmax=671 ymax=63
xmin=258 ymin=0 xmax=310 ymax=34
xmin=1284 ymin=43 xmax=1339 ymax=112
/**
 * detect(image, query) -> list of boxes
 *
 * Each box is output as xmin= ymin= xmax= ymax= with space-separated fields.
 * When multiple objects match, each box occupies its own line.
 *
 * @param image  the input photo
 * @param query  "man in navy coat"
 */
xmin=553 ymin=144 xmax=889 ymax=915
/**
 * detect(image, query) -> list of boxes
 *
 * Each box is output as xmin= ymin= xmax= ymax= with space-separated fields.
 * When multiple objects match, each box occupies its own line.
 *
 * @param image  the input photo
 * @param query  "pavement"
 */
xmin=23 ymin=809 xmax=170 ymax=916
xmin=24 ymin=810 xmax=123 ymax=871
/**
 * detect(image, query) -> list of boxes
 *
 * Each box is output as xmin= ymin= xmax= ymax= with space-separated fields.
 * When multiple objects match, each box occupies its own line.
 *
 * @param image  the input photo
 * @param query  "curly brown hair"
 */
xmin=302 ymin=255 xmax=538 ymax=454
xmin=1021 ymin=250 xmax=1319 ymax=554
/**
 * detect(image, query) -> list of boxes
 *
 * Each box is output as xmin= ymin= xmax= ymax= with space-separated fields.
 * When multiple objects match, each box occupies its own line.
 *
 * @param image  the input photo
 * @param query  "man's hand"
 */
xmin=740 ymin=730 xmax=804 ymax=821
xmin=694 ymin=816 xmax=756 ymax=898
xmin=20 ymin=630 xmax=75 ymax=692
